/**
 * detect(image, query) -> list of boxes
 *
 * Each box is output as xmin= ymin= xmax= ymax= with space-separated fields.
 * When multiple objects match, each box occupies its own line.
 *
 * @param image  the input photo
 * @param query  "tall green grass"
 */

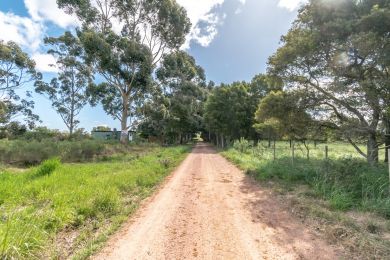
xmin=0 ymin=145 xmax=190 ymax=259
xmin=0 ymin=139 xmax=159 ymax=166
xmin=223 ymin=140 xmax=390 ymax=217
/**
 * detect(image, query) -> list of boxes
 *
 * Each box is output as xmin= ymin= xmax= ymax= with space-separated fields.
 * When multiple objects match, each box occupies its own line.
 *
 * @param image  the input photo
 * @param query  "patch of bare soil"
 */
xmin=93 ymin=143 xmax=342 ymax=259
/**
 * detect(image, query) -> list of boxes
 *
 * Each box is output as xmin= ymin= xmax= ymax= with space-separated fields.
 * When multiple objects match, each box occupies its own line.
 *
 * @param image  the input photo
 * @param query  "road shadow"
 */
xmin=238 ymin=174 xmax=341 ymax=259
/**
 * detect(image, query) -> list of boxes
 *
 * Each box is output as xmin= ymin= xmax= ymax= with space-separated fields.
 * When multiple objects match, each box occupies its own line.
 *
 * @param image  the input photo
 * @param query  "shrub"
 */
xmin=35 ymin=158 xmax=61 ymax=177
xmin=0 ymin=139 xmax=106 ymax=165
xmin=233 ymin=138 xmax=253 ymax=153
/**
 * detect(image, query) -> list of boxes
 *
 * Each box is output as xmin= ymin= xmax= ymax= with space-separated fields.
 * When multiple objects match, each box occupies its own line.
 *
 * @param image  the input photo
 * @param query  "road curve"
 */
xmin=93 ymin=143 xmax=340 ymax=260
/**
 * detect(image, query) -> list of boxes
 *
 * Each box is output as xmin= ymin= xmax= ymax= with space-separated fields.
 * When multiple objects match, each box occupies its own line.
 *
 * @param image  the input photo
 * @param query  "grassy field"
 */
xmin=222 ymin=140 xmax=390 ymax=258
xmin=0 ymin=145 xmax=190 ymax=259
xmin=223 ymin=140 xmax=389 ymax=215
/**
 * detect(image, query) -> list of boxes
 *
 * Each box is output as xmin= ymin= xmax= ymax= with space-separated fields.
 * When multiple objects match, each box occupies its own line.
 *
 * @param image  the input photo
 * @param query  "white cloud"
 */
xmin=177 ymin=0 xmax=230 ymax=48
xmin=32 ymin=53 xmax=58 ymax=73
xmin=24 ymin=0 xmax=79 ymax=28
xmin=189 ymin=12 xmax=226 ymax=48
xmin=0 ymin=11 xmax=43 ymax=51
xmin=277 ymin=0 xmax=307 ymax=11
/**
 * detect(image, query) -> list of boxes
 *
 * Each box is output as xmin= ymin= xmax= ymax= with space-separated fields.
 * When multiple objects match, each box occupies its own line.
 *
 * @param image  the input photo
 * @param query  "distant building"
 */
xmin=91 ymin=128 xmax=134 ymax=141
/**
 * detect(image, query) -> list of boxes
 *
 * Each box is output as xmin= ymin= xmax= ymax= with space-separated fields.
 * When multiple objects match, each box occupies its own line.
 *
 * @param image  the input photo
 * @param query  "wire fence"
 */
xmin=239 ymin=140 xmax=387 ymax=162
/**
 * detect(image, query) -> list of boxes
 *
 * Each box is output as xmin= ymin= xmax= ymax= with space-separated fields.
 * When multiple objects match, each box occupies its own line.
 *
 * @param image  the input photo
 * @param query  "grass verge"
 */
xmin=221 ymin=142 xmax=390 ymax=259
xmin=0 ymin=145 xmax=191 ymax=259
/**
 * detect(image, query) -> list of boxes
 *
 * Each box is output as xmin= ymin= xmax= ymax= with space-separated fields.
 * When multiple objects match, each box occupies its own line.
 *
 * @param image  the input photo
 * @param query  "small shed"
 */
xmin=91 ymin=130 xmax=135 ymax=141
xmin=91 ymin=130 xmax=121 ymax=141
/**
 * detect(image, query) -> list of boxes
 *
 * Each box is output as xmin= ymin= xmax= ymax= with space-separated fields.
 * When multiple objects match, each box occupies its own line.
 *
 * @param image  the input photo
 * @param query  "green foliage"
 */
xmin=92 ymin=126 xmax=111 ymax=131
xmin=0 ymin=139 xmax=106 ymax=165
xmin=254 ymin=91 xmax=314 ymax=141
xmin=204 ymin=74 xmax=276 ymax=145
xmin=56 ymin=0 xmax=191 ymax=143
xmin=233 ymin=138 xmax=253 ymax=153
xmin=0 ymin=41 xmax=40 ymax=128
xmin=35 ymin=32 xmax=91 ymax=136
xmin=21 ymin=127 xmax=66 ymax=141
xmin=268 ymin=0 xmax=390 ymax=164
xmin=223 ymin=142 xmax=390 ymax=217
xmin=140 ymin=51 xmax=207 ymax=143
xmin=0 ymin=145 xmax=189 ymax=259
xmin=35 ymin=158 xmax=61 ymax=177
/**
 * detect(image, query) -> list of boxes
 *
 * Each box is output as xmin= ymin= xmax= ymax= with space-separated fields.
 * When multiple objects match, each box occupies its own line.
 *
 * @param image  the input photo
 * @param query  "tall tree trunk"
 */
xmin=367 ymin=132 xmax=379 ymax=165
xmin=120 ymin=96 xmax=129 ymax=144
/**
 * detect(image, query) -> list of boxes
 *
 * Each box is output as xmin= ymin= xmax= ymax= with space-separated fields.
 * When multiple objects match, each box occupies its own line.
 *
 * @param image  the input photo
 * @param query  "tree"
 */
xmin=57 ymin=0 xmax=191 ymax=143
xmin=35 ymin=32 xmax=91 ymax=136
xmin=92 ymin=125 xmax=111 ymax=131
xmin=268 ymin=0 xmax=390 ymax=165
xmin=204 ymin=74 xmax=278 ymax=147
xmin=83 ymin=31 xmax=153 ymax=142
xmin=204 ymin=82 xmax=255 ymax=147
xmin=254 ymin=91 xmax=316 ymax=157
xmin=139 ymin=51 xmax=207 ymax=143
xmin=0 ymin=41 xmax=40 ymax=129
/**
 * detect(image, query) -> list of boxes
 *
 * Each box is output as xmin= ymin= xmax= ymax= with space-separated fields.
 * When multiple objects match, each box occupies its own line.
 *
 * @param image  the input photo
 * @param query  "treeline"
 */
xmin=1 ymin=0 xmax=389 ymax=165
xmin=1 ymin=0 xmax=206 ymax=144
xmin=203 ymin=0 xmax=390 ymax=165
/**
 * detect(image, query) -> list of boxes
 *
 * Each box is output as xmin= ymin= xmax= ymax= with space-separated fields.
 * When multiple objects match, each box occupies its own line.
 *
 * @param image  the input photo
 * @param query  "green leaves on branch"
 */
xmin=0 ymin=41 xmax=41 ymax=128
xmin=139 ymin=51 xmax=207 ymax=143
xmin=35 ymin=32 xmax=92 ymax=136
xmin=268 ymin=0 xmax=390 ymax=164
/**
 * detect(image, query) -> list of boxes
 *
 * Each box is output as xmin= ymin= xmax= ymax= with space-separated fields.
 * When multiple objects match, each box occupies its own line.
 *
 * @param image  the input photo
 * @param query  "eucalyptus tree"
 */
xmin=140 ymin=51 xmax=207 ymax=143
xmin=0 ymin=41 xmax=40 ymax=129
xmin=268 ymin=0 xmax=390 ymax=165
xmin=254 ymin=91 xmax=316 ymax=155
xmin=57 ymin=0 xmax=191 ymax=143
xmin=35 ymin=32 xmax=92 ymax=136
xmin=204 ymin=82 xmax=259 ymax=147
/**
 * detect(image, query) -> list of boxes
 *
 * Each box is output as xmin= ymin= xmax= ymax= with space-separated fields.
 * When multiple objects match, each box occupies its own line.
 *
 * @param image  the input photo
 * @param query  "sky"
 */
xmin=0 ymin=0 xmax=306 ymax=131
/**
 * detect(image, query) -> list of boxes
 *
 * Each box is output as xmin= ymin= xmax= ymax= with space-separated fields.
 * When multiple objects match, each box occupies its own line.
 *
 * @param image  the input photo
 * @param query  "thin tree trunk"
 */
xmin=120 ymin=96 xmax=129 ymax=144
xmin=367 ymin=132 xmax=379 ymax=165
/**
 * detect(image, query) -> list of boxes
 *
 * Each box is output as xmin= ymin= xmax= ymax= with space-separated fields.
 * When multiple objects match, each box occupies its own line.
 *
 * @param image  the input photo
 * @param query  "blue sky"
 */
xmin=0 ymin=0 xmax=305 ymax=131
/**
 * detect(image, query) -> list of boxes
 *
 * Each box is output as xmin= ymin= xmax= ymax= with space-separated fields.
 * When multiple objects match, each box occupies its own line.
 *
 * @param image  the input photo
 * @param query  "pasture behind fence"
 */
xmin=228 ymin=140 xmax=390 ymax=216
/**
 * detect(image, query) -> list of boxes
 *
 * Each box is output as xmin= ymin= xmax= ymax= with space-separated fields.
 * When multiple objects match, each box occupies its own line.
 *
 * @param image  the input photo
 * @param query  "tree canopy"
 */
xmin=35 ymin=32 xmax=92 ymax=136
xmin=139 ymin=51 xmax=207 ymax=143
xmin=56 ymin=0 xmax=191 ymax=143
xmin=0 ymin=41 xmax=40 ymax=129
xmin=268 ymin=0 xmax=390 ymax=164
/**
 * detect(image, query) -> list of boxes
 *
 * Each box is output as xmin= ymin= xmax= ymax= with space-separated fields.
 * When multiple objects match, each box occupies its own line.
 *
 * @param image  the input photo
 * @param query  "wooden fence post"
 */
xmin=325 ymin=145 xmax=329 ymax=160
xmin=325 ymin=145 xmax=329 ymax=174
xmin=292 ymin=140 xmax=295 ymax=165
xmin=273 ymin=140 xmax=276 ymax=161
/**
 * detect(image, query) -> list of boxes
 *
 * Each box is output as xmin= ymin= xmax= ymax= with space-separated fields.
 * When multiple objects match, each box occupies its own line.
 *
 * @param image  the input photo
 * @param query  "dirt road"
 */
xmin=94 ymin=143 xmax=340 ymax=260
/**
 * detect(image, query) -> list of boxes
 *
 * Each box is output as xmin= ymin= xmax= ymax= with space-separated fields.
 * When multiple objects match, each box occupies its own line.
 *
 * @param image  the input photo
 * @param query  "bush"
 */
xmin=0 ymin=139 xmax=106 ymax=165
xmin=35 ymin=158 xmax=61 ymax=177
xmin=233 ymin=138 xmax=253 ymax=153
